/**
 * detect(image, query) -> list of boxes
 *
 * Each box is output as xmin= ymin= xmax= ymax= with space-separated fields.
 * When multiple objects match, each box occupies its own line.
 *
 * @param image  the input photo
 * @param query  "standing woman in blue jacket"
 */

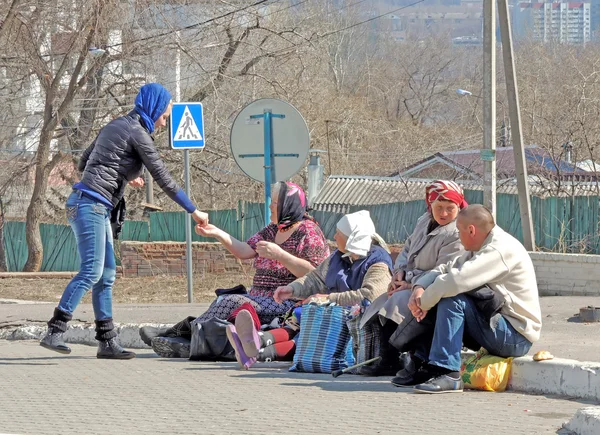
xmin=40 ymin=83 xmax=209 ymax=359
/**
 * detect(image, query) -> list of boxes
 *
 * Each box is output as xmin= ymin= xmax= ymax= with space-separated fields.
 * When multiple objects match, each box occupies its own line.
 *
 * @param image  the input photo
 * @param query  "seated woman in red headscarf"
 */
xmin=359 ymin=180 xmax=468 ymax=376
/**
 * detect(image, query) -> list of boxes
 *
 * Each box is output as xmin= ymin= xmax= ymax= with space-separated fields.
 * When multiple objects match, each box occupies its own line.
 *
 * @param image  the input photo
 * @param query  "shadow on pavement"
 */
xmin=0 ymin=355 xmax=92 ymax=365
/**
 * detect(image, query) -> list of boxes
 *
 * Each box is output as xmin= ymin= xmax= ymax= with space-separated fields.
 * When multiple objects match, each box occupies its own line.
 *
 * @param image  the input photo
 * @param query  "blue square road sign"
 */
xmin=170 ymin=102 xmax=205 ymax=150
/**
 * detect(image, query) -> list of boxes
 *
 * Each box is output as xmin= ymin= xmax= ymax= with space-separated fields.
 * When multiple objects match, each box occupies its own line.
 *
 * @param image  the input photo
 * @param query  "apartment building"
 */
xmin=513 ymin=2 xmax=591 ymax=45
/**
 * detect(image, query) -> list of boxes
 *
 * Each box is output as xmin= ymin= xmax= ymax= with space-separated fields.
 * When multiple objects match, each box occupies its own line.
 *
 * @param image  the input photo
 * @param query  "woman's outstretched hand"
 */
xmin=195 ymin=223 xmax=221 ymax=238
xmin=192 ymin=210 xmax=209 ymax=226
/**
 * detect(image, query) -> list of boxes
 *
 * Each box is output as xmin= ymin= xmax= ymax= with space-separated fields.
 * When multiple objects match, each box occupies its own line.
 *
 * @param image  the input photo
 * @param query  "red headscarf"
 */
xmin=425 ymin=180 xmax=468 ymax=210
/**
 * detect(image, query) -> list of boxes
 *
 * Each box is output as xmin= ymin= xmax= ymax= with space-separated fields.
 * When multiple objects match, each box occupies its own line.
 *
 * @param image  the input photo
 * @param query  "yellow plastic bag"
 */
xmin=460 ymin=348 xmax=513 ymax=392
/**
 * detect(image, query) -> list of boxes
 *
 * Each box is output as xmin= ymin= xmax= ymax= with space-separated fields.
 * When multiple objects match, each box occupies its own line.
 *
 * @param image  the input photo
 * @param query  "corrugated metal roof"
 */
xmin=312 ymin=175 xmax=600 ymax=212
xmin=397 ymin=145 xmax=591 ymax=179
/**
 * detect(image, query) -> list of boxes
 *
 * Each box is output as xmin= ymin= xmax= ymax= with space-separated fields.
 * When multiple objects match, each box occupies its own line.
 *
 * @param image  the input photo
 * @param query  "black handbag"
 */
xmin=110 ymin=197 xmax=126 ymax=240
xmin=214 ymin=284 xmax=247 ymax=297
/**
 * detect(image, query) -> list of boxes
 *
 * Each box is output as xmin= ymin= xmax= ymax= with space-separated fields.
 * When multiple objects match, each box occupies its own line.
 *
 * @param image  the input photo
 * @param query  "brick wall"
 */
xmin=120 ymin=241 xmax=404 ymax=278
xmin=120 ymin=242 xmax=255 ymax=277
xmin=121 ymin=243 xmax=600 ymax=297
xmin=531 ymin=252 xmax=600 ymax=296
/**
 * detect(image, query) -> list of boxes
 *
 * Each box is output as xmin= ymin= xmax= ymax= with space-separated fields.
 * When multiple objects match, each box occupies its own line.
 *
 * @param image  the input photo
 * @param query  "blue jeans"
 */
xmin=58 ymin=190 xmax=116 ymax=320
xmin=428 ymin=294 xmax=532 ymax=371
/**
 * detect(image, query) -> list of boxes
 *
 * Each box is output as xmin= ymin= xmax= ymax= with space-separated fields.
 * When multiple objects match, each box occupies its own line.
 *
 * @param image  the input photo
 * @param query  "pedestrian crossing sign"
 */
xmin=170 ymin=102 xmax=205 ymax=150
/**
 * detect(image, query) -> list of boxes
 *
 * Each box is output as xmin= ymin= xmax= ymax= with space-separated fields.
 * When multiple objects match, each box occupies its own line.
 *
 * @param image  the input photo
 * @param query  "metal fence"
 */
xmin=2 ymin=192 xmax=599 ymax=271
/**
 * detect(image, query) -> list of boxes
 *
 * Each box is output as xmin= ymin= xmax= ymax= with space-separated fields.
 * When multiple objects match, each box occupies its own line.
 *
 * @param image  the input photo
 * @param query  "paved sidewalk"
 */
xmin=2 ymin=296 xmax=599 ymax=361
xmin=0 ymin=341 xmax=594 ymax=435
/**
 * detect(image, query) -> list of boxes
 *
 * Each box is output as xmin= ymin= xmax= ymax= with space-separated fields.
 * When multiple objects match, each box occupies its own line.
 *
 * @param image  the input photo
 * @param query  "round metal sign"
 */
xmin=230 ymin=98 xmax=309 ymax=183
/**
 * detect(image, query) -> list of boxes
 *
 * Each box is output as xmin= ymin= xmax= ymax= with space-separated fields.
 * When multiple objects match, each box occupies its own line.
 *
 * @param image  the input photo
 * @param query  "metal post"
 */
xmin=325 ymin=120 xmax=333 ymax=175
xmin=175 ymin=32 xmax=194 ymax=303
xmin=263 ymin=110 xmax=273 ymax=226
xmin=184 ymin=150 xmax=193 ymax=303
xmin=307 ymin=152 xmax=325 ymax=206
xmin=483 ymin=0 xmax=497 ymax=219
xmin=145 ymin=171 xmax=154 ymax=204
xmin=498 ymin=0 xmax=535 ymax=250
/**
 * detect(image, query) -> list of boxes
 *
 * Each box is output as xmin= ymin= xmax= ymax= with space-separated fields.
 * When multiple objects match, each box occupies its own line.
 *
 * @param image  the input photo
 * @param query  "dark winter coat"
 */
xmin=78 ymin=111 xmax=181 ymax=207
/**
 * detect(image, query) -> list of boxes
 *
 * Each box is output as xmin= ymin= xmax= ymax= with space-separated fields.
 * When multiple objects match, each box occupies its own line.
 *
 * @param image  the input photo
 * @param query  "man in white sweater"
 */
xmin=392 ymin=204 xmax=542 ymax=394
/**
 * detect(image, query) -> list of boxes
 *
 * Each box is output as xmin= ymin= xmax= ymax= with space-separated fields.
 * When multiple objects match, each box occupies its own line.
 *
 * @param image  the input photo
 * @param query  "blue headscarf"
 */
xmin=134 ymin=83 xmax=172 ymax=134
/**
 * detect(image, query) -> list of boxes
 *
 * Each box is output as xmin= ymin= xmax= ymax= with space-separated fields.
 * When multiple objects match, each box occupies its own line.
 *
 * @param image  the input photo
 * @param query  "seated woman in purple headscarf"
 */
xmin=147 ymin=181 xmax=330 ymax=358
xmin=40 ymin=83 xmax=209 ymax=360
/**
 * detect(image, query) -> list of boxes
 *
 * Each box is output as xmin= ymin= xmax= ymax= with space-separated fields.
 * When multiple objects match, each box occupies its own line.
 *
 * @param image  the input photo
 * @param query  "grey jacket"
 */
xmin=79 ymin=111 xmax=182 ymax=207
xmin=393 ymin=212 xmax=464 ymax=284
xmin=360 ymin=212 xmax=464 ymax=327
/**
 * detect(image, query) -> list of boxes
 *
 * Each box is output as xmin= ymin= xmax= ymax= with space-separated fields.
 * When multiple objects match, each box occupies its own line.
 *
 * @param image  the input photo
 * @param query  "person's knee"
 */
xmin=101 ymin=267 xmax=117 ymax=286
xmin=78 ymin=262 xmax=104 ymax=287
xmin=437 ymin=293 xmax=469 ymax=310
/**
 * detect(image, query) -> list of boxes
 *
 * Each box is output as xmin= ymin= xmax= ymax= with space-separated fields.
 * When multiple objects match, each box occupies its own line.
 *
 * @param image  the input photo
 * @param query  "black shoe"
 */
xmin=151 ymin=336 xmax=191 ymax=358
xmin=40 ymin=330 xmax=71 ymax=354
xmin=394 ymin=353 xmax=422 ymax=378
xmin=139 ymin=326 xmax=170 ymax=347
xmin=413 ymin=373 xmax=464 ymax=394
xmin=391 ymin=366 xmax=434 ymax=388
xmin=97 ymin=338 xmax=136 ymax=360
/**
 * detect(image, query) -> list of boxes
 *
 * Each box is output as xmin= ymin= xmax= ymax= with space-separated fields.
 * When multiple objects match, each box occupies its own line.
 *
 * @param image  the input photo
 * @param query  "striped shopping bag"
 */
xmin=289 ymin=303 xmax=355 ymax=374
xmin=346 ymin=314 xmax=381 ymax=374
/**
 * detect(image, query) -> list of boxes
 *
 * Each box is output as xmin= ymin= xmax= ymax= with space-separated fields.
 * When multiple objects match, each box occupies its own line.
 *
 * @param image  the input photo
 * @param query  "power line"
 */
xmin=0 ymin=3 xmax=288 ymax=102
xmin=1 ymin=0 xmax=370 ymax=102
xmin=1 ymin=0 xmax=437 ymax=143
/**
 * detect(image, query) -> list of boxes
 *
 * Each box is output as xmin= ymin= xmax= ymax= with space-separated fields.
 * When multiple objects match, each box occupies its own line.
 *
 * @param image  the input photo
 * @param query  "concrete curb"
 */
xmin=508 ymin=357 xmax=600 ymax=401
xmin=0 ymin=323 xmax=174 ymax=349
xmin=2 ymin=324 xmax=600 ymax=404
xmin=0 ymin=272 xmax=78 ymax=279
xmin=563 ymin=407 xmax=600 ymax=435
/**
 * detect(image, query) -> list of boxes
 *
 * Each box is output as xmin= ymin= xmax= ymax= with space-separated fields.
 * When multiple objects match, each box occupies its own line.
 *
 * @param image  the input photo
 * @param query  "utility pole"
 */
xmin=498 ymin=0 xmax=535 ymax=251
xmin=483 ymin=0 xmax=497 ymax=219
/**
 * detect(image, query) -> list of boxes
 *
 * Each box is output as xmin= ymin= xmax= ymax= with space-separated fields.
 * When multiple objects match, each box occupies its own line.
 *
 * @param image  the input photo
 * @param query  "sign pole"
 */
xmin=169 ymin=99 xmax=205 ymax=305
xmin=184 ymin=149 xmax=193 ymax=303
xmin=248 ymin=109 xmax=285 ymax=226
xmin=175 ymin=39 xmax=193 ymax=304
xmin=263 ymin=110 xmax=273 ymax=226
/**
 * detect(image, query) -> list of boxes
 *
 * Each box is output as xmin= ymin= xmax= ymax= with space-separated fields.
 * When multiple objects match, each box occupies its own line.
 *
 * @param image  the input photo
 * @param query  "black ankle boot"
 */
xmin=95 ymin=318 xmax=136 ymax=360
xmin=139 ymin=326 xmax=170 ymax=347
xmin=40 ymin=308 xmax=72 ymax=354
xmin=162 ymin=316 xmax=196 ymax=340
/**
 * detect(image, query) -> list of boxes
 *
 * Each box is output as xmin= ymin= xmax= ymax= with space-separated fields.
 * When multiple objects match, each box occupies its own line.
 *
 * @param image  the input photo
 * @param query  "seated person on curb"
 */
xmin=361 ymin=180 xmax=466 ymax=376
xmin=141 ymin=182 xmax=330 ymax=358
xmin=225 ymin=210 xmax=393 ymax=370
xmin=391 ymin=204 xmax=542 ymax=394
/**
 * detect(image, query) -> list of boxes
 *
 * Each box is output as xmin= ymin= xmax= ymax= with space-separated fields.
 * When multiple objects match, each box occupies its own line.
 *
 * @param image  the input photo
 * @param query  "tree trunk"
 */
xmin=0 ymin=198 xmax=7 ymax=272
xmin=23 ymin=129 xmax=53 ymax=272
